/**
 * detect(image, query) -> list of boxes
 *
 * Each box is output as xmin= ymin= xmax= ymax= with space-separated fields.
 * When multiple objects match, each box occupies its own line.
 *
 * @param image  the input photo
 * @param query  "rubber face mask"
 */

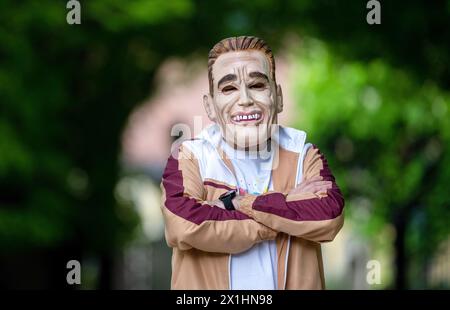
xmin=204 ymin=50 xmax=283 ymax=151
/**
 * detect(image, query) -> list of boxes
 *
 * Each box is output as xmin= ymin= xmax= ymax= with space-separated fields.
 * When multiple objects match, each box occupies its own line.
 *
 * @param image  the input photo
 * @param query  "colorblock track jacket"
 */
xmin=161 ymin=124 xmax=345 ymax=289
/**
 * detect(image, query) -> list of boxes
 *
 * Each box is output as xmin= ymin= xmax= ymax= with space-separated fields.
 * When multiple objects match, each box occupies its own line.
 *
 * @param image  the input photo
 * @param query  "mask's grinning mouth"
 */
xmin=231 ymin=112 xmax=262 ymax=123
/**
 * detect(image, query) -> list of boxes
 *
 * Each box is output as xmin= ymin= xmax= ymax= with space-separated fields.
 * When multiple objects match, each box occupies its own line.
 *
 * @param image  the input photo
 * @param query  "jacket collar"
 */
xmin=197 ymin=123 xmax=307 ymax=155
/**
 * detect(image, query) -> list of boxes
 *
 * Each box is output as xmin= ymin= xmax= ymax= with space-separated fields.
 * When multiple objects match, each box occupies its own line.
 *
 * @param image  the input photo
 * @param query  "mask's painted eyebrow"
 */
xmin=217 ymin=74 xmax=237 ymax=88
xmin=249 ymin=71 xmax=269 ymax=82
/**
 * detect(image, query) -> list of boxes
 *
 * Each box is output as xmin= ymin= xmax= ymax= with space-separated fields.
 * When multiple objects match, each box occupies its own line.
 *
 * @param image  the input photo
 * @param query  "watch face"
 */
xmin=220 ymin=190 xmax=234 ymax=199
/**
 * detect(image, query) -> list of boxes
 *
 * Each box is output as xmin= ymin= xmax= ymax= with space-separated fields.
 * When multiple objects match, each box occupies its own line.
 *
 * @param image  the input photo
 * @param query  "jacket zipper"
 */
xmin=282 ymin=143 xmax=309 ymax=289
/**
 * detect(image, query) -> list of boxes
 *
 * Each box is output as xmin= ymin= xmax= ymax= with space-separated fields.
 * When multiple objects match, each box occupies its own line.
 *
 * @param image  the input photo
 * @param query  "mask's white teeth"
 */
xmin=233 ymin=113 xmax=263 ymax=122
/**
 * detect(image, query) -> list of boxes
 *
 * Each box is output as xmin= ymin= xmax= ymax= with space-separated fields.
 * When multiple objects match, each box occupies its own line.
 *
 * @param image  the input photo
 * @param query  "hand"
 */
xmin=288 ymin=176 xmax=332 ymax=196
xmin=210 ymin=199 xmax=226 ymax=209
xmin=231 ymin=195 xmax=244 ymax=210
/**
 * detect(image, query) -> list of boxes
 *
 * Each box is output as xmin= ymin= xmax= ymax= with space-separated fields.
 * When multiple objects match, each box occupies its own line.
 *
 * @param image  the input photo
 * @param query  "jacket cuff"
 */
xmin=237 ymin=194 xmax=257 ymax=218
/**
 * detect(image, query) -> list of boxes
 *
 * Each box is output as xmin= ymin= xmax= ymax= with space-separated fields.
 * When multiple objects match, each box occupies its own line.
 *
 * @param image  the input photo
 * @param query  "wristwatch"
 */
xmin=219 ymin=189 xmax=237 ymax=210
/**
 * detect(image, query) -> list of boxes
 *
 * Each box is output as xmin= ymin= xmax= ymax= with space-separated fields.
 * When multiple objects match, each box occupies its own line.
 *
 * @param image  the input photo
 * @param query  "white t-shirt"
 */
xmin=221 ymin=140 xmax=278 ymax=290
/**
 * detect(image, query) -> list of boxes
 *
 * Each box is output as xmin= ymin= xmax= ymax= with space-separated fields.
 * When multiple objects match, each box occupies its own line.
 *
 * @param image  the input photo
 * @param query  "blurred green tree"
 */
xmin=292 ymin=40 xmax=450 ymax=289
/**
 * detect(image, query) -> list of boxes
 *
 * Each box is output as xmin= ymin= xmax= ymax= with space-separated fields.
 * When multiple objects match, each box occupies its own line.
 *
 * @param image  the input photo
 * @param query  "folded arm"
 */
xmin=161 ymin=144 xmax=277 ymax=254
xmin=237 ymin=145 xmax=345 ymax=243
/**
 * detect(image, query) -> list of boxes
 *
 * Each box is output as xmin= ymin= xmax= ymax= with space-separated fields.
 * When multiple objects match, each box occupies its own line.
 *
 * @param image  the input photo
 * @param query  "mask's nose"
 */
xmin=238 ymin=85 xmax=253 ymax=107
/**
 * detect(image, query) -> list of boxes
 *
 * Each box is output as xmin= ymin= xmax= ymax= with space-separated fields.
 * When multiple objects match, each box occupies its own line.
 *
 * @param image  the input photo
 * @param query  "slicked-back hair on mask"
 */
xmin=208 ymin=36 xmax=276 ymax=96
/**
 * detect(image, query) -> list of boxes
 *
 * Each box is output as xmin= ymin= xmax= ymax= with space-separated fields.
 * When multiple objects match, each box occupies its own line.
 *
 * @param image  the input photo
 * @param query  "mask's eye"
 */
xmin=249 ymin=83 xmax=265 ymax=90
xmin=222 ymin=85 xmax=237 ymax=94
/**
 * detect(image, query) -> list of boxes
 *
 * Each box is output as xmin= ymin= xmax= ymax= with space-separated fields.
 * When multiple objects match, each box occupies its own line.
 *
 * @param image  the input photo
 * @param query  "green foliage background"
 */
xmin=0 ymin=0 xmax=448 ymax=288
